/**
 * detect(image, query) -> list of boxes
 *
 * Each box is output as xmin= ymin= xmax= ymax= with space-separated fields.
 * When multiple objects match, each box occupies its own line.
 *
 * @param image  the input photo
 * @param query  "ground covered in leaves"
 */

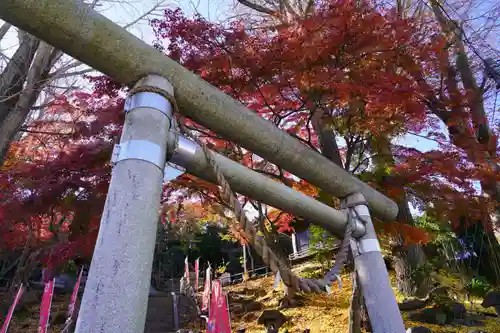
xmin=2 ymin=262 xmax=499 ymax=332
xmin=226 ymin=263 xmax=500 ymax=333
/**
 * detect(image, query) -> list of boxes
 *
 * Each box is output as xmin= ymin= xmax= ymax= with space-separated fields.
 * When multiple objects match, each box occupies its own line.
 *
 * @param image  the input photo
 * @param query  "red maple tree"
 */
xmin=1 ymin=0 xmax=497 ymax=286
xmin=148 ymin=2 xmax=486 ymax=235
xmin=0 ymin=91 xmax=124 ymax=278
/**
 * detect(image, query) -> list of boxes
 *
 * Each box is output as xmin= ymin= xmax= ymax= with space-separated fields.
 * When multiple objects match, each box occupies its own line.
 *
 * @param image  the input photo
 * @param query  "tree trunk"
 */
xmin=69 ymin=200 xmax=93 ymax=241
xmin=360 ymin=300 xmax=371 ymax=332
xmin=405 ymin=1 xmax=500 ymax=223
xmin=348 ymin=270 xmax=362 ymax=333
xmin=393 ymin=200 xmax=431 ymax=297
xmin=257 ymin=208 xmax=293 ymax=269
xmin=259 ymin=222 xmax=296 ymax=296
xmin=257 ymin=222 xmax=298 ymax=298
xmin=311 ymin=108 xmax=344 ymax=169
xmin=348 ymin=261 xmax=371 ymax=332
xmin=392 ymin=239 xmax=429 ymax=297
xmin=248 ymin=245 xmax=255 ymax=272
xmin=372 ymin=134 xmax=429 ymax=297
xmin=0 ymin=41 xmax=57 ymax=164
xmin=0 ymin=22 xmax=11 ymax=41
xmin=242 ymin=243 xmax=248 ymax=280
xmin=9 ymin=237 xmax=32 ymax=292
xmin=212 ymin=204 xmax=301 ymax=294
xmin=0 ymin=32 xmax=39 ymax=124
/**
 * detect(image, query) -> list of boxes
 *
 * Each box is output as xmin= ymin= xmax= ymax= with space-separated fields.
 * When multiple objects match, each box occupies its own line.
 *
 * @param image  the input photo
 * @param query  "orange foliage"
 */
xmin=267 ymin=209 xmax=295 ymax=233
xmin=289 ymin=179 xmax=319 ymax=198
xmin=382 ymin=221 xmax=431 ymax=246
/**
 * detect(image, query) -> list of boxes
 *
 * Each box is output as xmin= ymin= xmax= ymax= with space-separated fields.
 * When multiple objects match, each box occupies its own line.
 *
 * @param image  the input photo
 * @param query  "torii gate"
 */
xmin=0 ymin=1 xmax=405 ymax=332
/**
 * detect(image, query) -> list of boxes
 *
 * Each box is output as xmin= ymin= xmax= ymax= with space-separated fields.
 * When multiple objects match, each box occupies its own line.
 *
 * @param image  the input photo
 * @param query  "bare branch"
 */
xmin=48 ymin=68 xmax=95 ymax=80
xmin=18 ymin=127 xmax=72 ymax=136
xmin=236 ymin=0 xmax=278 ymax=16
xmin=0 ymin=22 xmax=11 ymax=42
xmin=123 ymin=0 xmax=167 ymax=29
xmin=280 ymin=0 xmax=299 ymax=19
xmin=304 ymin=0 xmax=315 ymax=16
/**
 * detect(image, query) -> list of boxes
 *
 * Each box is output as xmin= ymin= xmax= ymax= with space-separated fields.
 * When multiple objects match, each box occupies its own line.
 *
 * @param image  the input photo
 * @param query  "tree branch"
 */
xmin=304 ymin=0 xmax=315 ymax=16
xmin=123 ymin=0 xmax=168 ymax=29
xmin=277 ymin=0 xmax=299 ymax=20
xmin=19 ymin=128 xmax=72 ymax=136
xmin=0 ymin=22 xmax=11 ymax=42
xmin=47 ymin=68 xmax=95 ymax=80
xmin=236 ymin=0 xmax=278 ymax=16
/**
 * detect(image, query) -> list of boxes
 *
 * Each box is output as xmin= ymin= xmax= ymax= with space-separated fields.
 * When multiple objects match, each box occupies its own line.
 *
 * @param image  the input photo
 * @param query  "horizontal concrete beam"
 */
xmin=0 ymin=0 xmax=398 ymax=222
xmin=168 ymin=135 xmax=365 ymax=238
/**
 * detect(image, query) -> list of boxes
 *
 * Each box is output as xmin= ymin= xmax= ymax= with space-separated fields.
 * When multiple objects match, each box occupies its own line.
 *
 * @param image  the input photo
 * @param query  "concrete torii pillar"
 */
xmin=75 ymin=75 xmax=175 ymax=333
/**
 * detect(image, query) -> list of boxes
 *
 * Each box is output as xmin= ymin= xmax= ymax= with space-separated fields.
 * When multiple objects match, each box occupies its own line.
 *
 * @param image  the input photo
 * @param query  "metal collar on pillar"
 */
xmin=110 ymin=80 xmax=174 ymax=171
xmin=123 ymin=90 xmax=172 ymax=116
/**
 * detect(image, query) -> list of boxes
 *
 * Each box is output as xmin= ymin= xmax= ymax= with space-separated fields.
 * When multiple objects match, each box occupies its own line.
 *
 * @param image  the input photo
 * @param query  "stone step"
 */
xmin=144 ymin=293 xmax=199 ymax=333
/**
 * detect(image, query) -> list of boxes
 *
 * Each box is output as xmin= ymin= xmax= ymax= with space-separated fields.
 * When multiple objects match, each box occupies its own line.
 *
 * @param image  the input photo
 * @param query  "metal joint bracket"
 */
xmin=353 ymin=204 xmax=370 ymax=221
xmin=124 ymin=91 xmax=173 ymax=118
xmin=111 ymin=140 xmax=164 ymax=170
xmin=164 ymin=162 xmax=186 ymax=182
xmin=357 ymin=239 xmax=381 ymax=255
xmin=111 ymin=144 xmax=121 ymax=164
xmin=169 ymin=135 xmax=198 ymax=166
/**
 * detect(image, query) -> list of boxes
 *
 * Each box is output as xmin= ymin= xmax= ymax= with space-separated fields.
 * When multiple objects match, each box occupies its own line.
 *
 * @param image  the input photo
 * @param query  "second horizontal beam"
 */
xmin=168 ymin=135 xmax=365 ymax=238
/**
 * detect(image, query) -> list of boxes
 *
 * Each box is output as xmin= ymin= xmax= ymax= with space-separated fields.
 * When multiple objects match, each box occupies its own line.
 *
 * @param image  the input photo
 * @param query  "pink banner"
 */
xmin=216 ymin=290 xmax=232 ymax=333
xmin=1 ymin=284 xmax=24 ymax=333
xmin=68 ymin=268 xmax=83 ymax=319
xmin=184 ymin=257 xmax=189 ymax=280
xmin=201 ymin=266 xmax=211 ymax=312
xmin=38 ymin=278 xmax=55 ymax=333
xmin=206 ymin=281 xmax=218 ymax=333
xmin=194 ymin=258 xmax=199 ymax=291
xmin=207 ymin=280 xmax=231 ymax=333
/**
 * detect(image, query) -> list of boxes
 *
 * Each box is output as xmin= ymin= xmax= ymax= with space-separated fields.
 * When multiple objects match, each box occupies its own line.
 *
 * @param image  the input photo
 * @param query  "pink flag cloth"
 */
xmin=201 ymin=266 xmax=211 ymax=312
xmin=216 ymin=291 xmax=231 ymax=333
xmin=68 ymin=268 xmax=84 ymax=319
xmin=1 ymin=284 xmax=24 ymax=333
xmin=38 ymin=278 xmax=55 ymax=333
xmin=194 ymin=258 xmax=200 ymax=291
xmin=184 ymin=257 xmax=189 ymax=280
xmin=206 ymin=280 xmax=231 ymax=333
xmin=206 ymin=281 xmax=219 ymax=333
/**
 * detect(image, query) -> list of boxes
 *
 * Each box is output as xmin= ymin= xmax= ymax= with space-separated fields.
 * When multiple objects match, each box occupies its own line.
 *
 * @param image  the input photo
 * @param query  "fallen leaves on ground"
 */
xmin=226 ymin=263 xmax=500 ymax=333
